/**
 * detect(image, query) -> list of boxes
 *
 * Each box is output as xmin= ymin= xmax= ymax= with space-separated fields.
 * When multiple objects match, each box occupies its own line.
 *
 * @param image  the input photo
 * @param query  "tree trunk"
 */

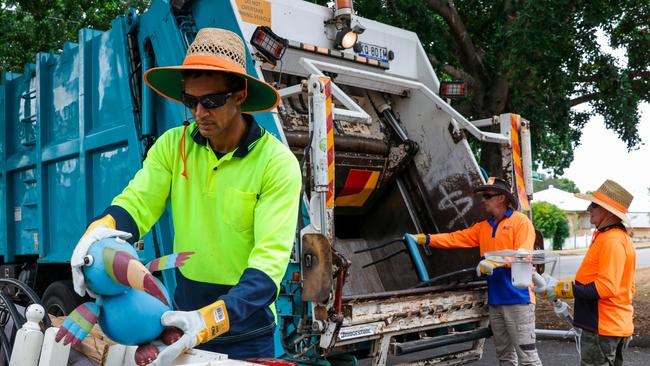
xmin=479 ymin=126 xmax=504 ymax=178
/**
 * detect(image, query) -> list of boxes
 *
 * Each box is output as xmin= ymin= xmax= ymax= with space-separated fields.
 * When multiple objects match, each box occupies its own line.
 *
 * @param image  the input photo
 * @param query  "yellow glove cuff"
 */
xmin=479 ymin=260 xmax=503 ymax=273
xmin=84 ymin=214 xmax=116 ymax=235
xmin=413 ymin=234 xmax=428 ymax=245
xmin=486 ymin=260 xmax=502 ymax=267
xmin=554 ymin=280 xmax=574 ymax=299
xmin=196 ymin=300 xmax=230 ymax=344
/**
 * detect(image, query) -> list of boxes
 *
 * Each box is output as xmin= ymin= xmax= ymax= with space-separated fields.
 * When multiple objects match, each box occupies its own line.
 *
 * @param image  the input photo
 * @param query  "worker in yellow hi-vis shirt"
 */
xmin=68 ymin=28 xmax=301 ymax=364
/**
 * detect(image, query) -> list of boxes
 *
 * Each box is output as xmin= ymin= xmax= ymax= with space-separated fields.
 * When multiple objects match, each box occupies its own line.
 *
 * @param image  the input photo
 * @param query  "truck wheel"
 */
xmin=42 ymin=280 xmax=84 ymax=316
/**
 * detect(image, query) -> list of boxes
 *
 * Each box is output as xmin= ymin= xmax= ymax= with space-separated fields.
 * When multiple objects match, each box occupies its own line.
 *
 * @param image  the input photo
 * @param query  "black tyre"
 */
xmin=42 ymin=280 xmax=84 ymax=316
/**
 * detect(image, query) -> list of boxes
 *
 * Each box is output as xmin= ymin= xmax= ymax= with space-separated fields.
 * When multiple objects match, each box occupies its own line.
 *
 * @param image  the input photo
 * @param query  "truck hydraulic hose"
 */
xmin=0 ymin=278 xmax=51 ymax=328
xmin=0 ymin=323 xmax=11 ymax=364
xmin=367 ymin=91 xmax=418 ymax=155
xmin=0 ymin=292 xmax=25 ymax=330
xmin=332 ymin=260 xmax=350 ymax=323
xmin=361 ymin=249 xmax=407 ymax=269
xmin=0 ymin=291 xmax=28 ymax=363
xmin=353 ymin=238 xmax=403 ymax=254
xmin=410 ymin=267 xmax=479 ymax=289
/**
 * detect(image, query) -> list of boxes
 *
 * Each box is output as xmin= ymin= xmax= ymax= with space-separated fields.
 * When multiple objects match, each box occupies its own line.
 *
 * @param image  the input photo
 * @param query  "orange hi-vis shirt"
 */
xmin=421 ymin=209 xmax=536 ymax=305
xmin=574 ymin=224 xmax=636 ymax=337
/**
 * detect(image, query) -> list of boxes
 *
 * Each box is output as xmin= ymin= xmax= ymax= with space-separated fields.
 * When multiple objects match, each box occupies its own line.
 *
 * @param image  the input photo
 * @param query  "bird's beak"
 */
xmin=103 ymin=247 xmax=169 ymax=306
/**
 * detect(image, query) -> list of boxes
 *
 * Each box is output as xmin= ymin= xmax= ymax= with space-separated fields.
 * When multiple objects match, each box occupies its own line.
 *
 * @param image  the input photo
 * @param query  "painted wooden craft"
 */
xmin=55 ymin=237 xmax=193 ymax=346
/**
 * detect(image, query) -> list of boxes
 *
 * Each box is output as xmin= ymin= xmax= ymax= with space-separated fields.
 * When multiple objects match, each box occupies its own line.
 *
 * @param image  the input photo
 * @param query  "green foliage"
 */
xmin=533 ymin=176 xmax=580 ymax=193
xmin=0 ymin=0 xmax=149 ymax=73
xmin=532 ymin=201 xmax=570 ymax=250
xmin=3 ymin=0 xmax=648 ymax=174
xmin=553 ymin=217 xmax=570 ymax=251
xmin=307 ymin=0 xmax=649 ymax=174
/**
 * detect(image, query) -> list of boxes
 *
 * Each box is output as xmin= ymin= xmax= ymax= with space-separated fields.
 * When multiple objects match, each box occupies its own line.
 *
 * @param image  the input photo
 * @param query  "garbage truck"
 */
xmin=0 ymin=0 xmax=535 ymax=364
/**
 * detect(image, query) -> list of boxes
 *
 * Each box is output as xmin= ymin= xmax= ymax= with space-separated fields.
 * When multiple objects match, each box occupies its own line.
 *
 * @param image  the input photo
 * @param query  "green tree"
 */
xmin=552 ymin=217 xmax=570 ymax=251
xmin=308 ymin=0 xmax=649 ymax=175
xmin=0 ymin=0 xmax=149 ymax=73
xmin=533 ymin=176 xmax=580 ymax=193
xmin=532 ymin=201 xmax=570 ymax=250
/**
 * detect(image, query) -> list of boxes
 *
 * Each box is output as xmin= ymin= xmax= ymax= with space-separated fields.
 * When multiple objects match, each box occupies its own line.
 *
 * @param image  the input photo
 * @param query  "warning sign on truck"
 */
xmin=236 ymin=0 xmax=272 ymax=27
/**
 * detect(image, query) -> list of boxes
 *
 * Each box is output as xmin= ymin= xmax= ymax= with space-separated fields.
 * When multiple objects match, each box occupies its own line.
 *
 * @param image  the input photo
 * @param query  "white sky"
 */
xmin=546 ymin=31 xmax=650 ymax=212
xmin=561 ymin=102 xmax=650 ymax=212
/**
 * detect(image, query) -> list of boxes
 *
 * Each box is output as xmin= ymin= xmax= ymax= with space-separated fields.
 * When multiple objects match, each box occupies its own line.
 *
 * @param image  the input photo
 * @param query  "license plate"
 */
xmin=356 ymin=42 xmax=389 ymax=62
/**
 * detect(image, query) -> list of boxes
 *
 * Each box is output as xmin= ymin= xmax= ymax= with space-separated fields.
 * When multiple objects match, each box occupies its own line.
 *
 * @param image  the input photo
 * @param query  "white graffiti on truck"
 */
xmin=437 ymin=174 xmax=474 ymax=229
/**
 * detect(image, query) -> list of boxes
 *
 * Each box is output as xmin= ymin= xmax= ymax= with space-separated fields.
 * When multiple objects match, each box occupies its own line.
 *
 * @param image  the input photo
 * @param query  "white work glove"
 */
xmin=531 ymin=271 xmax=546 ymax=290
xmin=150 ymin=300 xmax=230 ymax=366
xmin=532 ymin=273 xmax=557 ymax=298
xmin=71 ymin=226 xmax=131 ymax=297
xmin=475 ymin=259 xmax=503 ymax=277
xmin=532 ymin=273 xmax=573 ymax=299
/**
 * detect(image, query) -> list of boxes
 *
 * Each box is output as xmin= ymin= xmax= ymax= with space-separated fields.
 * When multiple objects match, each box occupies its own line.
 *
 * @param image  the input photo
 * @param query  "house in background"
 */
xmin=533 ymin=186 xmax=650 ymax=250
xmin=533 ymin=186 xmax=592 ymax=250
xmin=630 ymin=212 xmax=650 ymax=241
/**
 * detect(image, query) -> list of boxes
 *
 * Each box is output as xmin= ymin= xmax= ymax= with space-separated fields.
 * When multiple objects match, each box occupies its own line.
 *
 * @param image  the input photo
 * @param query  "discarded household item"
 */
xmin=483 ymin=250 xmax=582 ymax=355
xmin=9 ymin=304 xmax=47 ymax=366
xmin=0 ymin=0 xmax=538 ymax=364
xmin=483 ymin=248 xmax=559 ymax=288
xmin=56 ymin=237 xmax=193 ymax=348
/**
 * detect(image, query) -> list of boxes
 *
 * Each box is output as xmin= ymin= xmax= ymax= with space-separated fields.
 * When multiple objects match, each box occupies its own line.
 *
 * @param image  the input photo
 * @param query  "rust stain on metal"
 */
xmin=341 ymin=288 xmax=488 ymax=331
xmin=314 ymin=305 xmax=328 ymax=321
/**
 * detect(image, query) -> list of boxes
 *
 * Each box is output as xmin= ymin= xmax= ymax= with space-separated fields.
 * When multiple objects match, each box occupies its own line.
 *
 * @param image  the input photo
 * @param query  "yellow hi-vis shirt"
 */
xmin=110 ymin=117 xmax=301 ymax=328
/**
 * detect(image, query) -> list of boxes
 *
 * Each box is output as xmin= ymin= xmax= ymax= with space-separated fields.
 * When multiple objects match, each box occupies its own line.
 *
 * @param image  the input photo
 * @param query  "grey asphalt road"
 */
xmin=548 ymin=246 xmax=650 ymax=278
xmin=359 ymin=338 xmax=649 ymax=365
xmin=469 ymin=338 xmax=649 ymax=365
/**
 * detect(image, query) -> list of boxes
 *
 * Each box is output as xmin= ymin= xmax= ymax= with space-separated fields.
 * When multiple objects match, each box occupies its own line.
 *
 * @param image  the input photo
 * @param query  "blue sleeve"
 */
xmin=219 ymin=268 xmax=277 ymax=323
xmin=105 ymin=205 xmax=140 ymax=242
xmin=574 ymin=281 xmax=600 ymax=300
xmin=90 ymin=205 xmax=140 ymax=243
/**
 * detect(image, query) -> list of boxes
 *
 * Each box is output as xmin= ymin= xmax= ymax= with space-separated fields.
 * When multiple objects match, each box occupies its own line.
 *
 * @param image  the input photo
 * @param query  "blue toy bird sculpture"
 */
xmin=56 ymin=237 xmax=193 ymax=346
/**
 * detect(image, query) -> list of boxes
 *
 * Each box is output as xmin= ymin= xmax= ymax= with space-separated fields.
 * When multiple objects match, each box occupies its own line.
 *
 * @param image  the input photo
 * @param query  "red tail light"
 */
xmin=246 ymin=358 xmax=298 ymax=366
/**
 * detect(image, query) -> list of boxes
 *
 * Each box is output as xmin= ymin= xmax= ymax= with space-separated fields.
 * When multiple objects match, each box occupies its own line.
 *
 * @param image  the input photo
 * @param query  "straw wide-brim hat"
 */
xmin=575 ymin=179 xmax=634 ymax=226
xmin=473 ymin=177 xmax=519 ymax=210
xmin=144 ymin=28 xmax=280 ymax=113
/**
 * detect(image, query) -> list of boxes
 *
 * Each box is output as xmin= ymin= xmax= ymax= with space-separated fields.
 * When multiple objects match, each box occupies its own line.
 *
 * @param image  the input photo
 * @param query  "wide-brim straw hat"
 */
xmin=575 ymin=179 xmax=634 ymax=226
xmin=473 ymin=177 xmax=518 ymax=210
xmin=144 ymin=28 xmax=280 ymax=113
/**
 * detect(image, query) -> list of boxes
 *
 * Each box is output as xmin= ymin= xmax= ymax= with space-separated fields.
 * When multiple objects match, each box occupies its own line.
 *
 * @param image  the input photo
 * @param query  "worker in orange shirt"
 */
xmin=410 ymin=177 xmax=541 ymax=366
xmin=537 ymin=180 xmax=636 ymax=366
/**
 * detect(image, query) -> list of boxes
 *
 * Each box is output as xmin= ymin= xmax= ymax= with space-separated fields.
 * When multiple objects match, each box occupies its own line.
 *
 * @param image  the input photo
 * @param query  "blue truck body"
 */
xmin=1 ymin=0 xmax=281 ymax=287
xmin=1 ymin=0 xmax=505 ymax=364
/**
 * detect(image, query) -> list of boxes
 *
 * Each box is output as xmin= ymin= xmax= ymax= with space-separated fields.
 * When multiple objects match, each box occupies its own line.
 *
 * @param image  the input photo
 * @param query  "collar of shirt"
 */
xmin=190 ymin=114 xmax=265 ymax=158
xmin=597 ymin=222 xmax=626 ymax=232
xmin=487 ymin=207 xmax=514 ymax=228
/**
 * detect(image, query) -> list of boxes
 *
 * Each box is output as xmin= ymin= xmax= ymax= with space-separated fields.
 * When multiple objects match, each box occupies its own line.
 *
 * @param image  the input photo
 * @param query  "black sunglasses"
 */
xmin=588 ymin=202 xmax=601 ymax=209
xmin=481 ymin=193 xmax=502 ymax=200
xmin=181 ymin=91 xmax=234 ymax=110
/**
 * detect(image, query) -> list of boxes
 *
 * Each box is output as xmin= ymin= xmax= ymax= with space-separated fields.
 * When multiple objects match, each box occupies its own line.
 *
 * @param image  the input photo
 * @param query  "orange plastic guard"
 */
xmin=510 ymin=114 xmax=530 ymax=211
xmin=336 ymin=0 xmax=353 ymax=9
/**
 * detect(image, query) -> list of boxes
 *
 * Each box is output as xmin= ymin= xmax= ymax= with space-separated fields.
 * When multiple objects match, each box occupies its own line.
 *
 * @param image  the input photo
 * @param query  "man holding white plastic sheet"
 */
xmin=410 ymin=177 xmax=542 ymax=366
